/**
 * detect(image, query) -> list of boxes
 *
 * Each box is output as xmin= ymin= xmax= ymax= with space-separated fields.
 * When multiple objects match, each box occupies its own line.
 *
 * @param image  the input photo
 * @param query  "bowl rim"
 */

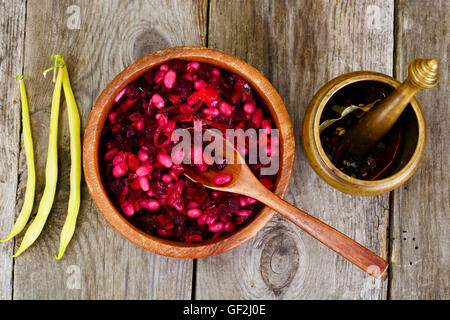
xmin=302 ymin=71 xmax=426 ymax=195
xmin=83 ymin=46 xmax=295 ymax=258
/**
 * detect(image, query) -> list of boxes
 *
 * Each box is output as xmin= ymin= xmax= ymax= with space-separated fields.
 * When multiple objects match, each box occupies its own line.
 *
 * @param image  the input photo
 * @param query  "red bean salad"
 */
xmin=100 ymin=60 xmax=278 ymax=242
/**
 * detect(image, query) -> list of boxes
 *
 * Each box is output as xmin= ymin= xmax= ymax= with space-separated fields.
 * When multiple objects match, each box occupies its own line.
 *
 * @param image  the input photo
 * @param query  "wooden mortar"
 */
xmin=302 ymin=61 xmax=436 ymax=195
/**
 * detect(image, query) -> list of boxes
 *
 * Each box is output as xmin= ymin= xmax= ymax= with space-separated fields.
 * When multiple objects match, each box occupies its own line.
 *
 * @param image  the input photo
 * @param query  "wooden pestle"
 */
xmin=343 ymin=58 xmax=439 ymax=156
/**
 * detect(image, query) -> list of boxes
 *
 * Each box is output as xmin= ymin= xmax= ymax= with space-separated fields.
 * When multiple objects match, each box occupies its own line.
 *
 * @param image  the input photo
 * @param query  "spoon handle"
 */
xmin=252 ymin=187 xmax=388 ymax=279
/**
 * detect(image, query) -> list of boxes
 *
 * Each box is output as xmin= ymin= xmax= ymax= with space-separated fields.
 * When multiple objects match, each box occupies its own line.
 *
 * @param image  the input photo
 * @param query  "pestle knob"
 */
xmin=343 ymin=58 xmax=439 ymax=157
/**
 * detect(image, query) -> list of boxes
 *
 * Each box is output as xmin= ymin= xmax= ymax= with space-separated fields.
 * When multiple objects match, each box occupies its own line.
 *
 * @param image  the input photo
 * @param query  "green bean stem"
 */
xmin=54 ymin=62 xmax=81 ymax=260
xmin=11 ymin=67 xmax=63 ymax=257
xmin=1 ymin=76 xmax=36 ymax=242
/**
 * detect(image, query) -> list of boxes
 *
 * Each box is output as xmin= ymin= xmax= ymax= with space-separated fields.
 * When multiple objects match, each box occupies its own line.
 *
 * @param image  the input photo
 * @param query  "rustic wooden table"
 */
xmin=0 ymin=0 xmax=448 ymax=300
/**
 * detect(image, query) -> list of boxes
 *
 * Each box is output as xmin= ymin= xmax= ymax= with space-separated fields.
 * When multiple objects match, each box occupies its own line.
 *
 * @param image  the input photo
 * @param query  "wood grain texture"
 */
xmin=9 ymin=0 xmax=207 ymax=299
xmin=389 ymin=0 xmax=449 ymax=299
xmin=0 ymin=0 xmax=26 ymax=300
xmin=1 ymin=0 xmax=448 ymax=300
xmin=198 ymin=0 xmax=394 ymax=299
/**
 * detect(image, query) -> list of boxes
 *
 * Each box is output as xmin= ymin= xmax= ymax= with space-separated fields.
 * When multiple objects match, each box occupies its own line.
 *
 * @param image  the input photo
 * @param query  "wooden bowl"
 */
xmin=302 ymin=71 xmax=426 ymax=195
xmin=83 ymin=46 xmax=295 ymax=258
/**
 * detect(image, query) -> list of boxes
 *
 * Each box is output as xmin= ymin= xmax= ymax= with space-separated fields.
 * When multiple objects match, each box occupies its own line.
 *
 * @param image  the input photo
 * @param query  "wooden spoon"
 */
xmin=182 ymin=129 xmax=388 ymax=279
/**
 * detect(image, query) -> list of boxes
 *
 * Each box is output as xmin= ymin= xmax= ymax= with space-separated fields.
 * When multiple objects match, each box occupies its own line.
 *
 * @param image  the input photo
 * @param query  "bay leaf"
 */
xmin=319 ymin=99 xmax=380 ymax=134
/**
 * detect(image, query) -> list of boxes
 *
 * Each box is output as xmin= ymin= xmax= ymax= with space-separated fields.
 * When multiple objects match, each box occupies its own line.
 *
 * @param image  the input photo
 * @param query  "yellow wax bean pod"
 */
xmin=1 ymin=76 xmax=36 ymax=242
xmin=54 ymin=61 xmax=81 ymax=260
xmin=11 ymin=61 xmax=63 ymax=257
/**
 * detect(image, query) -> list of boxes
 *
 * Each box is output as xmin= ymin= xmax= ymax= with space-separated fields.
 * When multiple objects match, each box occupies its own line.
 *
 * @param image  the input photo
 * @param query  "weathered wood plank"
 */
xmin=389 ymin=0 xmax=449 ymax=299
xmin=198 ymin=0 xmax=393 ymax=299
xmin=0 ymin=0 xmax=26 ymax=300
xmin=11 ymin=0 xmax=207 ymax=299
